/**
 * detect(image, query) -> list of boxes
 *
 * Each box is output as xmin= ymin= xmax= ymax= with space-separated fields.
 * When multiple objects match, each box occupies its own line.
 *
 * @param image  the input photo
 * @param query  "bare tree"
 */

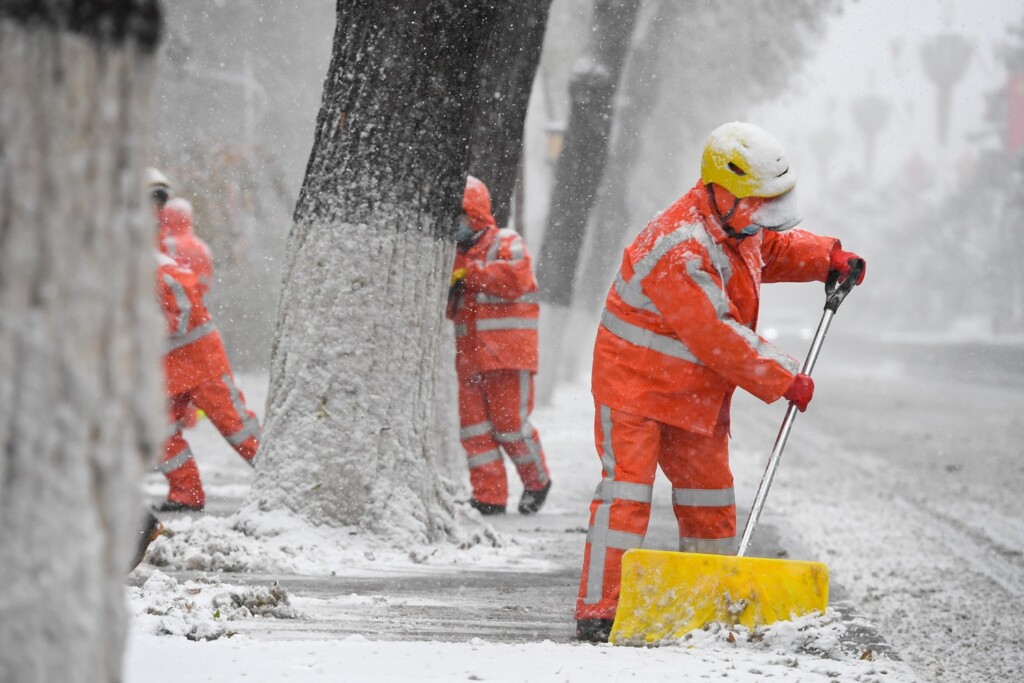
xmin=468 ymin=0 xmax=553 ymax=229
xmin=535 ymin=0 xmax=641 ymax=306
xmin=248 ymin=1 xmax=551 ymax=541
xmin=0 ymin=2 xmax=164 ymax=681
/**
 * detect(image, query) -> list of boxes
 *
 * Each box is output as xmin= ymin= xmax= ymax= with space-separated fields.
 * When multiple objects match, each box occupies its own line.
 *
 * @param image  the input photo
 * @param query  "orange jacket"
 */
xmin=592 ymin=181 xmax=838 ymax=436
xmin=449 ymin=226 xmax=540 ymax=376
xmin=159 ymin=198 xmax=214 ymax=296
xmin=157 ymin=254 xmax=229 ymax=396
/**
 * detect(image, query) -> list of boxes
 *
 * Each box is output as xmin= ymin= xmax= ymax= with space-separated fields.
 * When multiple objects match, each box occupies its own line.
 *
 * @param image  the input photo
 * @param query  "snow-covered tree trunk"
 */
xmin=0 ymin=4 xmax=163 ymax=682
xmin=249 ymin=2 xmax=513 ymax=541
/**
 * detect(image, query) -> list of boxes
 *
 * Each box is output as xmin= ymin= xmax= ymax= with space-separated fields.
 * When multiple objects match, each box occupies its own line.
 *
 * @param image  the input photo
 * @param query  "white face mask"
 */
xmin=750 ymin=188 xmax=802 ymax=233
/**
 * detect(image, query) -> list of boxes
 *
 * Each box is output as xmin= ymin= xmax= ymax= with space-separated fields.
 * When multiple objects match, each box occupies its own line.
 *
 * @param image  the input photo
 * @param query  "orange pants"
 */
xmin=575 ymin=402 xmax=736 ymax=621
xmin=458 ymin=369 xmax=550 ymax=506
xmin=159 ymin=372 xmax=261 ymax=508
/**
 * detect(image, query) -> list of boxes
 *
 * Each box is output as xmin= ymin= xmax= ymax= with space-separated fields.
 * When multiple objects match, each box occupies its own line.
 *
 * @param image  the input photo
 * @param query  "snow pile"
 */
xmin=683 ymin=609 xmax=875 ymax=662
xmin=129 ymin=570 xmax=298 ymax=641
xmin=142 ymin=507 xmax=554 ymax=576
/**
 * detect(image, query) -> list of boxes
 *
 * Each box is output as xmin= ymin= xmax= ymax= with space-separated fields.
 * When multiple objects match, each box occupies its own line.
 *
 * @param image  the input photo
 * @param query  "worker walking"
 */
xmin=147 ymin=168 xmax=213 ymax=430
xmin=574 ymin=122 xmax=866 ymax=642
xmin=155 ymin=252 xmax=260 ymax=511
xmin=447 ymin=176 xmax=553 ymax=516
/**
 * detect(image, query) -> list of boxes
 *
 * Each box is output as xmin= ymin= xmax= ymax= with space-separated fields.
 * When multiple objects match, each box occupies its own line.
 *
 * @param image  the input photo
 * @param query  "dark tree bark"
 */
xmin=467 ymin=0 xmax=553 ymax=229
xmin=249 ymin=1 xmax=550 ymax=541
xmin=535 ymin=0 xmax=641 ymax=307
xmin=0 ymin=2 xmax=163 ymax=681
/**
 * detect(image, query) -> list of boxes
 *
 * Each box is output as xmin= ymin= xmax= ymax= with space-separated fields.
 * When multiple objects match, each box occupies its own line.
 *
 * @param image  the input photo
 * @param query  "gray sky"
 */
xmin=747 ymin=0 xmax=1019 ymax=197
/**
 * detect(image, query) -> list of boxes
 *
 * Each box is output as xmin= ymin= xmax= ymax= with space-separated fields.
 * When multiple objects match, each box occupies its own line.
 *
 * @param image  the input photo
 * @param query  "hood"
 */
xmin=160 ymin=197 xmax=194 ymax=237
xmin=462 ymin=176 xmax=497 ymax=232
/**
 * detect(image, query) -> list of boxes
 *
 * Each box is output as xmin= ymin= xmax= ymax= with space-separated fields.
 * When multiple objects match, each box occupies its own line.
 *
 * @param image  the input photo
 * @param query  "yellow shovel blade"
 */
xmin=609 ymin=549 xmax=829 ymax=645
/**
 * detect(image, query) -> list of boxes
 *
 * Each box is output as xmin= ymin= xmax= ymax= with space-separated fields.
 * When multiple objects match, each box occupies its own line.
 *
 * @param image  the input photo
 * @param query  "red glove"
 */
xmin=829 ymin=245 xmax=866 ymax=285
xmin=784 ymin=373 xmax=814 ymax=412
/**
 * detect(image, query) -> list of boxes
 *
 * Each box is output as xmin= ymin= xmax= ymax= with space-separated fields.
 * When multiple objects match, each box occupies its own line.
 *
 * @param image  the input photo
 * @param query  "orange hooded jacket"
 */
xmin=448 ymin=178 xmax=539 ymax=376
xmin=592 ymin=181 xmax=838 ymax=436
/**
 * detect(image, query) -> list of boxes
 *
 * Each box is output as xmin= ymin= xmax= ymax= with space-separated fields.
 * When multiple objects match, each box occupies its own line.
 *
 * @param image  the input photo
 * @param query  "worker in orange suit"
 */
xmin=574 ymin=122 xmax=866 ymax=642
xmin=446 ymin=176 xmax=553 ymax=516
xmin=159 ymin=196 xmax=214 ymax=297
xmin=155 ymin=252 xmax=260 ymax=511
xmin=147 ymin=170 xmax=214 ymax=429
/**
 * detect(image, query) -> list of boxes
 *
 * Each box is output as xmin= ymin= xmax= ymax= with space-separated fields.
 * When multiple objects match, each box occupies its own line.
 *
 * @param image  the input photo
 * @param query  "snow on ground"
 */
xmin=127 ymin=373 xmax=920 ymax=682
xmin=125 ymin=620 xmax=906 ymax=683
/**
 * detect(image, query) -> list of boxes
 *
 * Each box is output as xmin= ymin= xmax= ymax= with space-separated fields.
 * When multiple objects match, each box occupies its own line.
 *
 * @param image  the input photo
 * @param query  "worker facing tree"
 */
xmin=155 ymin=250 xmax=261 ymax=511
xmin=447 ymin=177 xmax=553 ymax=516
xmin=574 ymin=122 xmax=866 ymax=643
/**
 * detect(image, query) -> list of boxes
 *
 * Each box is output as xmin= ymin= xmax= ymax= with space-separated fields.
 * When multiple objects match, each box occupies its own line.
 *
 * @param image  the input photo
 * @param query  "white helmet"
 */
xmin=146 ymin=167 xmax=172 ymax=207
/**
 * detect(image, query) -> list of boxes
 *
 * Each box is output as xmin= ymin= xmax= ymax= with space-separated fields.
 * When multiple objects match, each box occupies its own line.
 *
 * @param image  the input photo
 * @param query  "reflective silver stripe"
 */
xmin=460 ymin=421 xmax=493 ymax=440
xmin=476 ymin=292 xmax=540 ymax=305
xmin=222 ymin=374 xmax=260 ymax=447
xmin=487 ymin=229 xmax=526 ymax=263
xmin=681 ymin=257 xmax=798 ymax=373
xmin=679 ymin=536 xmax=735 ymax=555
xmin=518 ymin=370 xmax=548 ymax=486
xmin=585 ymin=404 xmax=646 ymax=605
xmin=496 ymin=372 xmax=548 ymax=485
xmin=164 ymin=420 xmax=185 ymax=440
xmin=454 ymin=324 xmax=468 ymax=337
xmin=599 ymin=309 xmax=702 ymax=364
xmin=163 ymin=237 xmax=178 ymax=257
xmin=673 ymin=487 xmax=735 ymax=507
xmin=476 ymin=317 xmax=538 ymax=332
xmin=599 ymin=404 xmax=615 ymax=477
xmin=682 ymin=257 xmax=730 ymax=319
xmin=726 ymin=316 xmax=800 ymax=373
xmin=613 ymin=272 xmax=660 ymax=313
xmin=227 ymin=419 xmax=260 ymax=447
xmin=467 ymin=449 xmax=502 ymax=469
xmin=163 ymin=273 xmax=191 ymax=336
xmin=157 ymin=446 xmax=193 ymax=474
xmin=494 ymin=430 xmax=524 ymax=443
xmin=166 ymin=320 xmax=218 ymax=352
xmin=487 ymin=234 xmax=501 ymax=261
xmin=596 ymin=479 xmax=653 ymax=504
xmin=612 ymin=225 xmax=695 ymax=312
xmin=584 ymin=503 xmax=645 ymax=604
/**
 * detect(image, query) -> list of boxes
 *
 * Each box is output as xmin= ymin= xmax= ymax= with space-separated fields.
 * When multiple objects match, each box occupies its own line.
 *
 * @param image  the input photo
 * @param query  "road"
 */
xmin=751 ymin=333 xmax=1024 ymax=682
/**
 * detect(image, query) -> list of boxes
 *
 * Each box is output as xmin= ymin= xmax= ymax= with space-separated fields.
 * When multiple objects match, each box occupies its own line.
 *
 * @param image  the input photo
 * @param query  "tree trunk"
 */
xmin=533 ymin=0 xmax=640 ymax=404
xmin=249 ymin=1 xmax=531 ymax=541
xmin=576 ymin=1 xmax=671 ymax=313
xmin=0 ymin=4 xmax=163 ymax=682
xmin=535 ymin=0 xmax=640 ymax=307
xmin=468 ymin=0 xmax=553 ymax=229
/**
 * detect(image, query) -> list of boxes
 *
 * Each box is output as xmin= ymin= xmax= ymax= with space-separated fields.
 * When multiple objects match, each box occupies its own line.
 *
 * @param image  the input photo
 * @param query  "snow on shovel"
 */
xmin=609 ymin=260 xmax=864 ymax=646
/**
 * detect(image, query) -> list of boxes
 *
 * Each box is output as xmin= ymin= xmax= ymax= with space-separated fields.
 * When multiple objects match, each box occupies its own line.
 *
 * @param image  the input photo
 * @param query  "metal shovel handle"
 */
xmin=736 ymin=262 xmax=863 ymax=557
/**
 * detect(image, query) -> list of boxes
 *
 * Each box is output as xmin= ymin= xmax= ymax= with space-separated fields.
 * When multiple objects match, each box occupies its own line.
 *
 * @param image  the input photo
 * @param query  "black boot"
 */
xmin=518 ymin=480 xmax=551 ymax=515
xmin=469 ymin=499 xmax=506 ymax=516
xmin=156 ymin=500 xmax=204 ymax=513
xmin=576 ymin=618 xmax=614 ymax=643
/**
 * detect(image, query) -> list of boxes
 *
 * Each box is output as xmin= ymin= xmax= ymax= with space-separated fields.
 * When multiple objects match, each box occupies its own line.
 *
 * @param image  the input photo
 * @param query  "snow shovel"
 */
xmin=609 ymin=261 xmax=864 ymax=645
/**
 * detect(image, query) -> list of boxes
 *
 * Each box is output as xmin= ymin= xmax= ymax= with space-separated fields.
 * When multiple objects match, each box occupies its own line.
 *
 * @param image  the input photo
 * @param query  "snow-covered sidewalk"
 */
xmin=125 ymin=373 xmax=918 ymax=682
